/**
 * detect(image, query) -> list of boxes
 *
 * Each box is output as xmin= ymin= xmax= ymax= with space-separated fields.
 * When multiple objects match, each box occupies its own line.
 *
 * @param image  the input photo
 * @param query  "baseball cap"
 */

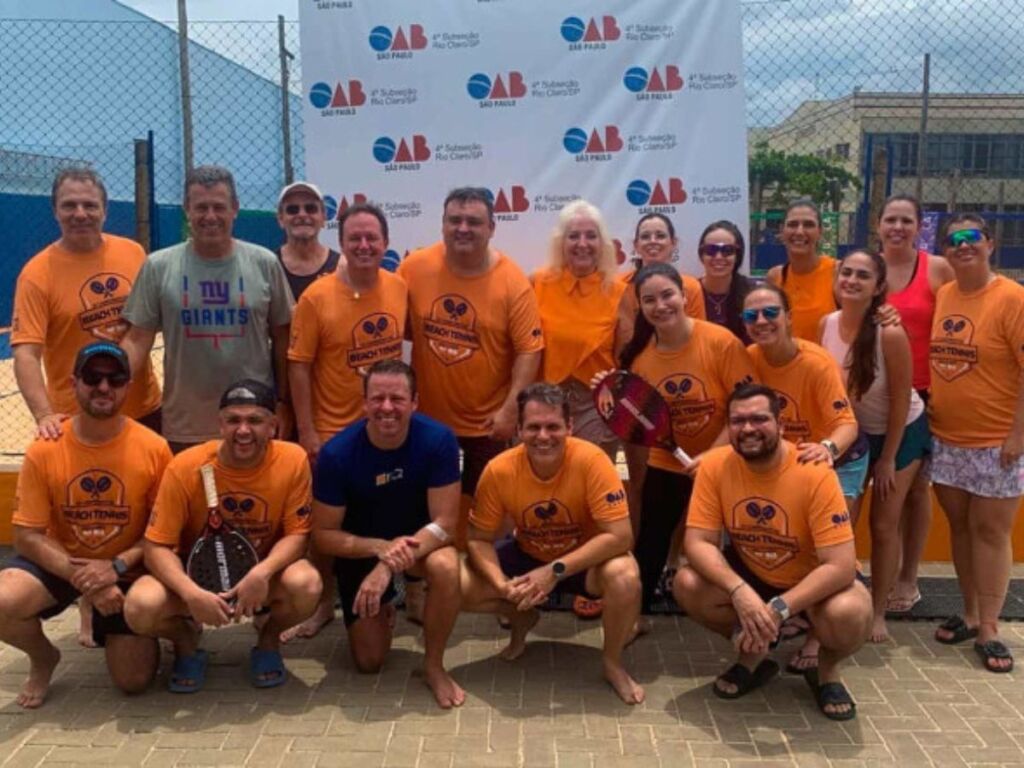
xmin=73 ymin=341 xmax=130 ymax=378
xmin=219 ymin=379 xmax=277 ymax=413
xmin=277 ymin=181 xmax=324 ymax=209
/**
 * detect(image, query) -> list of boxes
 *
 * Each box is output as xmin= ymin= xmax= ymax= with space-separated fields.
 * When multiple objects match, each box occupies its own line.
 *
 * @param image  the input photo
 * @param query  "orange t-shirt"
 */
xmin=771 ymin=256 xmax=837 ymax=342
xmin=619 ymin=268 xmax=706 ymax=322
xmin=929 ymin=275 xmax=1024 ymax=447
xmin=398 ymin=243 xmax=544 ymax=436
xmin=11 ymin=235 xmax=162 ymax=418
xmin=13 ymin=419 xmax=171 ymax=564
xmin=747 ymin=339 xmax=856 ymax=444
xmin=469 ymin=437 xmax=628 ymax=562
xmin=533 ymin=268 xmax=627 ymax=385
xmin=631 ymin=320 xmax=756 ymax=472
xmin=288 ymin=270 xmax=408 ymax=439
xmin=688 ymin=444 xmax=852 ymax=589
xmin=146 ymin=440 xmax=312 ymax=557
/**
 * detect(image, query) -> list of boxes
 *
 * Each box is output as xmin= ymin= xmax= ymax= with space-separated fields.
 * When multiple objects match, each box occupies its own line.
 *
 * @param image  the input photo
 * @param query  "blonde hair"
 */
xmin=546 ymin=199 xmax=618 ymax=288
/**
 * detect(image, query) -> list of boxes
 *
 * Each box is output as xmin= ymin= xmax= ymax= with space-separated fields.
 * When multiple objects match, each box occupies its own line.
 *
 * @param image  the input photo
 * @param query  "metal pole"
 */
xmin=147 ymin=131 xmax=159 ymax=250
xmin=134 ymin=138 xmax=152 ymax=251
xmin=915 ymin=53 xmax=930 ymax=202
xmin=177 ymin=0 xmax=195 ymax=175
xmin=278 ymin=15 xmax=295 ymax=186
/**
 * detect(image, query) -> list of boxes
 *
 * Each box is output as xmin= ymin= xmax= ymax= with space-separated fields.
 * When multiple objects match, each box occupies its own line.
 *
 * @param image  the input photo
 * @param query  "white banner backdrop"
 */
xmin=299 ymin=0 xmax=748 ymax=277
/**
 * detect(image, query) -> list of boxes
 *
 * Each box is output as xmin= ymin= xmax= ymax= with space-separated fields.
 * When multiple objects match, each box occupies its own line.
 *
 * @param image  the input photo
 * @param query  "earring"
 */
xmin=671 ymin=248 xmax=680 ymax=262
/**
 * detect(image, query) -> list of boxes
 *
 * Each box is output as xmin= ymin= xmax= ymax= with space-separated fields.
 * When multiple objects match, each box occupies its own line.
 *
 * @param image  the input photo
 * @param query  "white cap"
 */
xmin=277 ymin=181 xmax=324 ymax=209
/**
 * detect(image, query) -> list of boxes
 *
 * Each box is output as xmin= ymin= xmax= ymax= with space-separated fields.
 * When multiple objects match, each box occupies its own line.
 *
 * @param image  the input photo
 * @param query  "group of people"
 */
xmin=0 ymin=165 xmax=1020 ymax=723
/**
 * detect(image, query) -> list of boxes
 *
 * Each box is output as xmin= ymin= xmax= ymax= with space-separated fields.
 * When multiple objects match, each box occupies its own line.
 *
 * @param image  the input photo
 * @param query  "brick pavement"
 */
xmin=1 ymin=601 xmax=1023 ymax=768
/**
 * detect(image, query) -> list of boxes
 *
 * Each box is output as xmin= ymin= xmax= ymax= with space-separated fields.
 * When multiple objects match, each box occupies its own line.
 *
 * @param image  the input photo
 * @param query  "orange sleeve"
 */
xmin=1004 ymin=291 xmax=1024 ymax=369
xmin=719 ymin=335 xmax=757 ymax=391
xmin=806 ymin=470 xmax=854 ymax=548
xmin=584 ymin=451 xmax=628 ymax=523
xmin=684 ymin=276 xmax=706 ymax=321
xmin=146 ymin=463 xmax=193 ymax=549
xmin=287 ymin=291 xmax=320 ymax=363
xmin=813 ymin=353 xmax=857 ymax=433
xmin=11 ymin=265 xmax=49 ymax=346
xmin=146 ymin=439 xmax=174 ymax=511
xmin=685 ymin=449 xmax=725 ymax=532
xmin=281 ymin=453 xmax=313 ymax=536
xmin=507 ymin=274 xmax=545 ymax=355
xmin=11 ymin=450 xmax=51 ymax=529
xmin=468 ymin=461 xmax=506 ymax=533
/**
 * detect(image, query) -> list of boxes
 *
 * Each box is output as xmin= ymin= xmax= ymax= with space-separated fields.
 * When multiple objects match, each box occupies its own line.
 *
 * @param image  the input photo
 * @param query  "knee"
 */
xmin=423 ymin=547 xmax=460 ymax=588
xmin=111 ymin=663 xmax=156 ymax=695
xmin=122 ymin=579 xmax=165 ymax=636
xmin=281 ymin=562 xmax=324 ymax=607
xmin=350 ymin=643 xmax=387 ymax=674
xmin=970 ymin=517 xmax=1011 ymax=549
xmin=671 ymin=566 xmax=704 ymax=612
xmin=815 ymin=587 xmax=872 ymax=649
xmin=108 ymin=640 xmax=158 ymax=694
xmin=597 ymin=556 xmax=640 ymax=600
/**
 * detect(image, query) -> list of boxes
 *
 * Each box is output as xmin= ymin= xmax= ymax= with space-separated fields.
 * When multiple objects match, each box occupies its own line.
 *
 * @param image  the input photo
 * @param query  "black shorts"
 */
xmin=495 ymin=535 xmax=598 ymax=600
xmin=2 ymin=555 xmax=134 ymax=647
xmin=723 ymin=546 xmax=867 ymax=604
xmin=335 ymin=557 xmax=398 ymax=627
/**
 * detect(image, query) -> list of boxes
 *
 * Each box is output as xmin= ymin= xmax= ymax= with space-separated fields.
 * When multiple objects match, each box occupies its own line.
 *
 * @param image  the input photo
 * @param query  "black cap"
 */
xmin=73 ymin=341 xmax=130 ymax=378
xmin=219 ymin=379 xmax=276 ymax=413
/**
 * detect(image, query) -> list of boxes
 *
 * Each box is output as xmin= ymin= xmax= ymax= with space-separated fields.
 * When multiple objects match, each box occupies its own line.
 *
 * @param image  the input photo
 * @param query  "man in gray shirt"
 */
xmin=122 ymin=165 xmax=293 ymax=452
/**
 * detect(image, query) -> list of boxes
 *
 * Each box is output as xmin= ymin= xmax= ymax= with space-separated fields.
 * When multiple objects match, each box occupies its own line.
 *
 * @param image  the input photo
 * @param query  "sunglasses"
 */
xmin=945 ymin=228 xmax=984 ymax=248
xmin=741 ymin=306 xmax=783 ymax=324
xmin=699 ymin=243 xmax=738 ymax=258
xmin=79 ymin=369 xmax=130 ymax=388
xmin=284 ymin=203 xmax=321 ymax=215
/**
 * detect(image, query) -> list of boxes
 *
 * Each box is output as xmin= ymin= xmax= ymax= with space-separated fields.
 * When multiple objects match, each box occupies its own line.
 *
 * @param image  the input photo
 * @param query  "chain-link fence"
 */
xmin=0 ymin=1 xmax=1022 ymax=457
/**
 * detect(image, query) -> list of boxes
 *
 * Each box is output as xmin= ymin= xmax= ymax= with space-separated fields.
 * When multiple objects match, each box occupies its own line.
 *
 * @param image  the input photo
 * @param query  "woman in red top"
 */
xmin=877 ymin=195 xmax=953 ymax=613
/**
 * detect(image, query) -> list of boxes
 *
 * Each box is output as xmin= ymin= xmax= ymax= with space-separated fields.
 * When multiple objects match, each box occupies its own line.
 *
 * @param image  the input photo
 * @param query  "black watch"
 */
xmin=768 ymin=595 xmax=791 ymax=622
xmin=111 ymin=557 xmax=129 ymax=578
xmin=551 ymin=560 xmax=567 ymax=581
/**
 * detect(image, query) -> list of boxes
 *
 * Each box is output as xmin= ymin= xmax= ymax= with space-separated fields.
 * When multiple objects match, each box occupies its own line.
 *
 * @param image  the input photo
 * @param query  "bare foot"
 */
xmin=279 ymin=601 xmax=335 ymax=644
xmin=424 ymin=665 xmax=466 ymax=709
xmin=602 ymin=659 xmax=645 ymax=705
xmin=17 ymin=645 xmax=61 ymax=709
xmin=625 ymin=616 xmax=653 ymax=647
xmin=870 ymin=615 xmax=890 ymax=644
xmin=499 ymin=609 xmax=539 ymax=661
xmin=77 ymin=599 xmax=98 ymax=649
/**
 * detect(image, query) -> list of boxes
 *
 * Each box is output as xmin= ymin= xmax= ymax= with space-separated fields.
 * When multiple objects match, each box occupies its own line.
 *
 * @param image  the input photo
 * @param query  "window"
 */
xmin=868 ymin=132 xmax=1024 ymax=178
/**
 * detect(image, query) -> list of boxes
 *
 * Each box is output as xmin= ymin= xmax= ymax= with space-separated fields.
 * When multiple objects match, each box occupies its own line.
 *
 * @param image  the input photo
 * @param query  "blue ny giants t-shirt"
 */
xmin=314 ymin=413 xmax=461 ymax=539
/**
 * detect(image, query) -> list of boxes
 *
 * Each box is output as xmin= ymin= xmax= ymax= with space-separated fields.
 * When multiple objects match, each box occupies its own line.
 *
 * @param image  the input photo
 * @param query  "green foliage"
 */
xmin=749 ymin=141 xmax=861 ymax=208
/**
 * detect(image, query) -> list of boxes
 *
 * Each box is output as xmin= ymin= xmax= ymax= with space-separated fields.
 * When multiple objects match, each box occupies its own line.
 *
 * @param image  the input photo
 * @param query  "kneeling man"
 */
xmin=0 ymin=342 xmax=171 ymax=707
xmin=674 ymin=384 xmax=871 ymax=720
xmin=313 ymin=360 xmax=463 ymax=707
xmin=125 ymin=380 xmax=321 ymax=692
xmin=462 ymin=383 xmax=645 ymax=704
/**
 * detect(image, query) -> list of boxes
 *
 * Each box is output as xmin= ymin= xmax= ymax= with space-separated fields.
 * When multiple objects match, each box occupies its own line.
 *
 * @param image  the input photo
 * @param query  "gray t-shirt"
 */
xmin=124 ymin=239 xmax=293 ymax=443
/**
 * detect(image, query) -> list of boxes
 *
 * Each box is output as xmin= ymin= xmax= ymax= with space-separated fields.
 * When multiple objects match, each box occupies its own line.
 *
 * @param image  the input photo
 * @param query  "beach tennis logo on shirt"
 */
xmin=626 ymin=178 xmax=687 ymax=214
xmin=373 ymin=135 xmax=430 ymax=171
xmin=519 ymin=498 xmax=582 ymax=557
xmin=217 ymin=492 xmax=271 ymax=552
xmin=61 ymin=470 xmax=131 ymax=551
xmin=368 ymin=24 xmax=428 ymax=59
xmin=348 ymin=312 xmax=403 ymax=375
xmin=623 ymin=66 xmax=684 ymax=100
xmin=308 ymin=80 xmax=365 ymax=116
xmin=485 ymin=186 xmax=529 ymax=222
xmin=931 ymin=314 xmax=978 ymax=382
xmin=729 ymin=496 xmax=799 ymax=571
xmin=563 ymin=126 xmax=623 ymax=163
xmin=78 ymin=271 xmax=133 ymax=341
xmin=424 ymin=294 xmax=480 ymax=365
xmin=467 ymin=72 xmax=527 ymax=107
xmin=560 ymin=16 xmax=620 ymax=50
xmin=657 ymin=374 xmax=716 ymax=438
xmin=773 ymin=389 xmax=811 ymax=442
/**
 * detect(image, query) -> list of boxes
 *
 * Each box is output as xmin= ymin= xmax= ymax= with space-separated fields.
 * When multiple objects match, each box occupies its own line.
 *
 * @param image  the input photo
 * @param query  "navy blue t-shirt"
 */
xmin=314 ymin=413 xmax=461 ymax=540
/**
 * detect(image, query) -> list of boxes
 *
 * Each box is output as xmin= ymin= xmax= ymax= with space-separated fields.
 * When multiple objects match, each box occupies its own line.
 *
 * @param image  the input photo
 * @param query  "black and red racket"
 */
xmin=593 ymin=370 xmax=694 ymax=467
xmin=186 ymin=464 xmax=258 ymax=594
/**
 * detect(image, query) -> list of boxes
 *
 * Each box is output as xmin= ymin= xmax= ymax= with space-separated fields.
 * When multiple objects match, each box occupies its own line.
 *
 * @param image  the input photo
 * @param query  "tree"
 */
xmin=748 ymin=141 xmax=861 ymax=213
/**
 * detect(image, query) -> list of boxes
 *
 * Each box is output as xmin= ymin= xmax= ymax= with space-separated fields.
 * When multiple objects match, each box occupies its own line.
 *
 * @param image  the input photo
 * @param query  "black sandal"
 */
xmin=935 ymin=615 xmax=978 ymax=645
xmin=712 ymin=659 xmax=779 ymax=700
xmin=804 ymin=669 xmax=857 ymax=721
xmin=974 ymin=640 xmax=1014 ymax=674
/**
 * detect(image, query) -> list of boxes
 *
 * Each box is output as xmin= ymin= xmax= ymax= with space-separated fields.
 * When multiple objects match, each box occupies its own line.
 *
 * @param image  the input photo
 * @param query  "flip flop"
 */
xmin=885 ymin=589 xmax=921 ymax=614
xmin=804 ymin=669 xmax=857 ymax=721
xmin=935 ymin=615 xmax=979 ymax=645
xmin=785 ymin=649 xmax=819 ymax=675
xmin=974 ymin=640 xmax=1014 ymax=674
xmin=250 ymin=648 xmax=287 ymax=689
xmin=779 ymin=615 xmax=810 ymax=641
xmin=712 ymin=659 xmax=779 ymax=700
xmin=168 ymin=649 xmax=208 ymax=694
xmin=572 ymin=595 xmax=604 ymax=619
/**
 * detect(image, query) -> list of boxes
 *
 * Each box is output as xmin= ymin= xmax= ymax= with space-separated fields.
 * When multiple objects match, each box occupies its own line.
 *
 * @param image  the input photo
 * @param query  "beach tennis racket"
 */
xmin=593 ymin=370 xmax=694 ymax=467
xmin=185 ymin=464 xmax=259 ymax=594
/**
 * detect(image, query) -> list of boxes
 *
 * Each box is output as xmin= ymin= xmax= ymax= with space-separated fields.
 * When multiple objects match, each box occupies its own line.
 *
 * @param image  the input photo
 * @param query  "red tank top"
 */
xmin=887 ymin=250 xmax=933 ymax=390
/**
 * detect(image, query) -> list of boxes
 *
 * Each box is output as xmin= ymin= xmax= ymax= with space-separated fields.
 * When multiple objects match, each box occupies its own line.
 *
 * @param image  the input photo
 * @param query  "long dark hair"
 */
xmin=880 ymin=194 xmax=922 ymax=225
xmin=619 ymin=263 xmax=682 ymax=370
xmin=841 ymin=250 xmax=888 ymax=399
xmin=630 ymin=213 xmax=676 ymax=272
xmin=698 ymin=219 xmax=754 ymax=341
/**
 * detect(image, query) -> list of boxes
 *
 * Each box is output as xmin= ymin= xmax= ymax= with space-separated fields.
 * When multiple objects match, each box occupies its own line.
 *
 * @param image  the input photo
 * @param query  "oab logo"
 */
xmin=381 ymin=250 xmax=402 ymax=272
xmin=373 ymin=135 xmax=430 ymax=171
xmin=485 ymin=186 xmax=529 ymax=221
xmin=467 ymin=72 xmax=526 ymax=107
xmin=930 ymin=314 xmax=978 ymax=382
xmin=323 ymin=194 xmax=367 ymax=228
xmin=313 ymin=0 xmax=352 ymax=10
xmin=625 ymin=178 xmax=687 ymax=213
xmin=369 ymin=24 xmax=427 ymax=59
xmin=560 ymin=15 xmax=620 ymax=49
xmin=623 ymin=66 xmax=684 ymax=100
xmin=309 ymin=80 xmax=365 ymax=116
xmin=563 ymin=126 xmax=622 ymax=163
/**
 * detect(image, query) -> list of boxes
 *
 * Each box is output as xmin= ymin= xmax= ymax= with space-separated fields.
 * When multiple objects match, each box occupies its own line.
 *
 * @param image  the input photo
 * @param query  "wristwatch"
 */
xmin=768 ymin=595 xmax=791 ymax=622
xmin=820 ymin=439 xmax=840 ymax=461
xmin=551 ymin=560 xmax=567 ymax=581
xmin=111 ymin=557 xmax=129 ymax=578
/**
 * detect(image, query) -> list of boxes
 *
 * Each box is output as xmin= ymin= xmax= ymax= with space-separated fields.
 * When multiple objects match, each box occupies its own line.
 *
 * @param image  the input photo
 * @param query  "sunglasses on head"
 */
xmin=945 ymin=228 xmax=984 ymax=248
xmin=80 ymin=369 xmax=129 ymax=388
xmin=741 ymin=306 xmax=783 ymax=324
xmin=284 ymin=203 xmax=320 ymax=215
xmin=699 ymin=243 xmax=738 ymax=258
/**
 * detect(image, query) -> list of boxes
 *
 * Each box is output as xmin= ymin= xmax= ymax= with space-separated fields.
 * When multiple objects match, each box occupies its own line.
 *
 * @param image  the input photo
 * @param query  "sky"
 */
xmin=121 ymin=0 xmax=297 ymax=21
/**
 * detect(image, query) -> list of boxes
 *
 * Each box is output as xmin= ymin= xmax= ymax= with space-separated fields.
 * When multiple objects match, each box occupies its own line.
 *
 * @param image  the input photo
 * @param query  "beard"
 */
xmin=734 ymin=431 xmax=780 ymax=461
